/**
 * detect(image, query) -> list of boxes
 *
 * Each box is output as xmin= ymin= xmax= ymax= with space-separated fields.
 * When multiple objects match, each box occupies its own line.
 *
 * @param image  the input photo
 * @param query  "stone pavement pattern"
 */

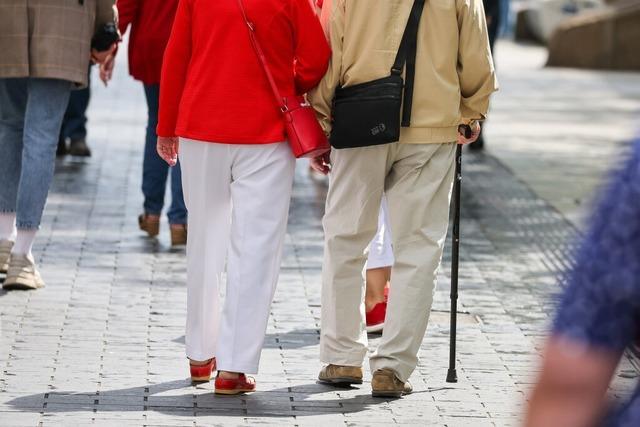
xmin=1 ymin=41 xmax=640 ymax=426
xmin=486 ymin=41 xmax=640 ymax=229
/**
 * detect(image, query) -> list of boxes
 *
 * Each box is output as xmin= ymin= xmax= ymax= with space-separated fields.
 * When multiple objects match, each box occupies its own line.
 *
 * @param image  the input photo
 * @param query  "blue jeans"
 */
xmin=0 ymin=78 xmax=72 ymax=230
xmin=142 ymin=84 xmax=187 ymax=225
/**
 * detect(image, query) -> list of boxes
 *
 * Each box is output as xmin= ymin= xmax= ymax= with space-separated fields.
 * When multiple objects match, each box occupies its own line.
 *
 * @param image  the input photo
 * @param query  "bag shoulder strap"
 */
xmin=391 ymin=0 xmax=426 ymax=127
xmin=236 ymin=0 xmax=288 ymax=111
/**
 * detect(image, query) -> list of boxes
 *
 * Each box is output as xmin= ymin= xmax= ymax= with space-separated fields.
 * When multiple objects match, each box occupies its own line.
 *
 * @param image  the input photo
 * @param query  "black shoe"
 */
xmin=631 ymin=342 xmax=640 ymax=359
xmin=469 ymin=133 xmax=484 ymax=151
xmin=69 ymin=139 xmax=92 ymax=157
xmin=56 ymin=138 xmax=68 ymax=157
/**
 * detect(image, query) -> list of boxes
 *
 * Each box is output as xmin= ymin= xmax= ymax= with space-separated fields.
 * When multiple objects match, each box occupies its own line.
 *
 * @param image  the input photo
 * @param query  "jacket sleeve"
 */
xmin=307 ymin=0 xmax=343 ymax=135
xmin=95 ymin=0 xmax=118 ymax=34
xmin=116 ymin=0 xmax=139 ymax=36
xmin=157 ymin=0 xmax=192 ymax=138
xmin=456 ymin=0 xmax=498 ymax=122
xmin=291 ymin=0 xmax=331 ymax=95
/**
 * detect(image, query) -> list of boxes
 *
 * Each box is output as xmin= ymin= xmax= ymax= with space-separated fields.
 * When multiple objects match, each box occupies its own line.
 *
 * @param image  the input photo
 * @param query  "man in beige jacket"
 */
xmin=308 ymin=0 xmax=498 ymax=397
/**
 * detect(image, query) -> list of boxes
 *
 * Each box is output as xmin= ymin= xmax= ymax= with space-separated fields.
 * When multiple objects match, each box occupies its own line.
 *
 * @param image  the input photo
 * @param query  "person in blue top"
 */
xmin=526 ymin=138 xmax=640 ymax=427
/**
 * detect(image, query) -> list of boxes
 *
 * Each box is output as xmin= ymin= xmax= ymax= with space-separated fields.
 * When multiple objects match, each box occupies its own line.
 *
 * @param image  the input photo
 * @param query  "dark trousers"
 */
xmin=483 ymin=0 xmax=501 ymax=53
xmin=61 ymin=68 xmax=90 ymax=141
xmin=142 ymin=83 xmax=187 ymax=225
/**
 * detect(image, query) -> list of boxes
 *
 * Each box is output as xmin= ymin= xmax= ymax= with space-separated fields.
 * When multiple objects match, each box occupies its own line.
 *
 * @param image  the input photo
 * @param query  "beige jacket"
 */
xmin=0 ymin=0 xmax=117 ymax=87
xmin=309 ymin=0 xmax=498 ymax=143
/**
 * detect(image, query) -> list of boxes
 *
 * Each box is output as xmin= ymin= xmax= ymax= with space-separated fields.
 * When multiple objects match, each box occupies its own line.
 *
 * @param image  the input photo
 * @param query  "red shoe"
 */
xmin=214 ymin=374 xmax=256 ymax=395
xmin=366 ymin=301 xmax=387 ymax=333
xmin=190 ymin=358 xmax=216 ymax=383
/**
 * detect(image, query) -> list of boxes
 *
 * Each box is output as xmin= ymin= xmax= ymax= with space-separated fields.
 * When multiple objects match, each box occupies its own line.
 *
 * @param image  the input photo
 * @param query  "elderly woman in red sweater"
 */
xmin=156 ymin=0 xmax=329 ymax=394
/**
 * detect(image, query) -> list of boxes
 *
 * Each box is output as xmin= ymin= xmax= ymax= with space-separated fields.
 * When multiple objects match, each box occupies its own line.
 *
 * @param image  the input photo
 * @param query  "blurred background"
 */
xmin=482 ymin=0 xmax=640 ymax=228
xmin=1 ymin=1 xmax=639 ymax=425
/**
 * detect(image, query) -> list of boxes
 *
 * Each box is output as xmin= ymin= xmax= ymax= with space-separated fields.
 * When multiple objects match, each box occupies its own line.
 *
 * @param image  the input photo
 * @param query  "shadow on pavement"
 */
xmin=6 ymin=380 xmax=393 ymax=417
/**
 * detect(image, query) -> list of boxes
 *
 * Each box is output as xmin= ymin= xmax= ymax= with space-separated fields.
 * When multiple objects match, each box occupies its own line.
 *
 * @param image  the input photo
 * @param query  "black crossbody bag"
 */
xmin=330 ymin=0 xmax=426 ymax=149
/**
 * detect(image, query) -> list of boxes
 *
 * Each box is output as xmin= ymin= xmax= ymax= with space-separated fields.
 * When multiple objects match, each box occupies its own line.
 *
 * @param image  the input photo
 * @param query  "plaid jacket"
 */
xmin=0 ymin=0 xmax=117 ymax=87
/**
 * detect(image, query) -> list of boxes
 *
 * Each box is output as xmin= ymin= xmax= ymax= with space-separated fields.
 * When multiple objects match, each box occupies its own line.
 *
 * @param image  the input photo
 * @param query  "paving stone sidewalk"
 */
xmin=1 ymin=42 xmax=639 ymax=426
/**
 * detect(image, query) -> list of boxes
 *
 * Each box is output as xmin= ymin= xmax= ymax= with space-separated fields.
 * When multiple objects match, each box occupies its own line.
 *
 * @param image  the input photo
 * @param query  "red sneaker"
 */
xmin=214 ymin=374 xmax=256 ymax=395
xmin=366 ymin=301 xmax=387 ymax=333
xmin=190 ymin=358 xmax=216 ymax=383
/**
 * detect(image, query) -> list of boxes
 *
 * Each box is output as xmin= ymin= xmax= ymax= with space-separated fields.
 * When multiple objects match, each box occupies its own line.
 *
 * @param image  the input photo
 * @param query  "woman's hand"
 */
xmin=457 ymin=121 xmax=481 ymax=145
xmin=309 ymin=151 xmax=331 ymax=175
xmin=99 ymin=55 xmax=116 ymax=86
xmin=91 ymin=43 xmax=117 ymax=65
xmin=157 ymin=136 xmax=179 ymax=166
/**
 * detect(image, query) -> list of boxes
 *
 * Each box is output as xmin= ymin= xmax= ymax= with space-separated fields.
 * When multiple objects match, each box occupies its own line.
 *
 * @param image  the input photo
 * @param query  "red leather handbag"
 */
xmin=236 ymin=0 xmax=330 ymax=158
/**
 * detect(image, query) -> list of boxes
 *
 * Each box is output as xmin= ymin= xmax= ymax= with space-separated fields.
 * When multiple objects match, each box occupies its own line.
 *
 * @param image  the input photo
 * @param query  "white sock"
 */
xmin=12 ymin=229 xmax=37 ymax=258
xmin=0 ymin=213 xmax=17 ymax=241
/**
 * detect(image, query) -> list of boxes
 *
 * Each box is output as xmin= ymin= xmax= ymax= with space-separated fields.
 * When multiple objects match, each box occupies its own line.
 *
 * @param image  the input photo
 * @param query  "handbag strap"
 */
xmin=236 ymin=0 xmax=288 ymax=112
xmin=391 ymin=0 xmax=426 ymax=127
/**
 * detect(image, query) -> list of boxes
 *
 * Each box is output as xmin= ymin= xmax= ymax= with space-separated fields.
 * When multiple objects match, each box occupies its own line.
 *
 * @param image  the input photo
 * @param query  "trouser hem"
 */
xmin=16 ymin=223 xmax=39 ymax=230
xmin=216 ymin=362 xmax=260 ymax=375
xmin=67 ymin=133 xmax=87 ymax=142
xmin=142 ymin=209 xmax=161 ymax=216
xmin=365 ymin=260 xmax=394 ymax=270
xmin=369 ymin=357 xmax=415 ymax=383
xmin=167 ymin=214 xmax=188 ymax=225
xmin=186 ymin=351 xmax=216 ymax=362
xmin=320 ymin=350 xmax=366 ymax=368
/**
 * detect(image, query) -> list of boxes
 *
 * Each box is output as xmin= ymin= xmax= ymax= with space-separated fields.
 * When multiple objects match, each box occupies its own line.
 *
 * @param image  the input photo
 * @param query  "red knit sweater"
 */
xmin=157 ymin=0 xmax=330 ymax=144
xmin=117 ymin=0 xmax=178 ymax=85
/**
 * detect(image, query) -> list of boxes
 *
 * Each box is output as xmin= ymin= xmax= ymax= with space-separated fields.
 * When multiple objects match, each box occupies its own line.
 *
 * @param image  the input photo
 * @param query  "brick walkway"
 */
xmin=1 ymin=42 xmax=639 ymax=426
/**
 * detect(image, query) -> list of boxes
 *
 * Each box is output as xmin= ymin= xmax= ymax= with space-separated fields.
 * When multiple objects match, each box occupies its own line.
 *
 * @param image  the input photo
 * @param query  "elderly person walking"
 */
xmin=309 ymin=0 xmax=497 ymax=396
xmin=0 ymin=0 xmax=117 ymax=290
xmin=156 ymin=0 xmax=329 ymax=394
xmin=105 ymin=0 xmax=188 ymax=246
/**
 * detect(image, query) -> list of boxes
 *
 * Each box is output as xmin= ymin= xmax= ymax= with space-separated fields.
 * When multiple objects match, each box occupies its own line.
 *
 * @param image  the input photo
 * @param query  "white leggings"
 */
xmin=366 ymin=195 xmax=395 ymax=270
xmin=179 ymin=138 xmax=295 ymax=374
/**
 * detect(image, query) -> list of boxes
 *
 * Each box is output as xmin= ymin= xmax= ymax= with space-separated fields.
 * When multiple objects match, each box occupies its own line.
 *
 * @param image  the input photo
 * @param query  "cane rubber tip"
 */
xmin=446 ymin=369 xmax=458 ymax=383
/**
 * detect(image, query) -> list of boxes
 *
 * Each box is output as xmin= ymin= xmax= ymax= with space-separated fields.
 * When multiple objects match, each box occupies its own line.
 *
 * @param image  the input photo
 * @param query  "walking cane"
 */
xmin=446 ymin=141 xmax=464 ymax=383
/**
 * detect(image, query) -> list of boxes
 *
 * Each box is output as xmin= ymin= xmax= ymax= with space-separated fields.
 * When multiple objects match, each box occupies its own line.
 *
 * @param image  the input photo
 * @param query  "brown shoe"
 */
xmin=138 ymin=213 xmax=160 ymax=237
xmin=68 ymin=138 xmax=92 ymax=157
xmin=170 ymin=224 xmax=187 ymax=246
xmin=3 ymin=254 xmax=45 ymax=290
xmin=371 ymin=368 xmax=412 ymax=398
xmin=318 ymin=364 xmax=363 ymax=386
xmin=0 ymin=239 xmax=13 ymax=275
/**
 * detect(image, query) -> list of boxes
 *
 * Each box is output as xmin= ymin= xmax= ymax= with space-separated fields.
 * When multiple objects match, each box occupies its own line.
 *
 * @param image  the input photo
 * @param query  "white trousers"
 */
xmin=366 ymin=196 xmax=395 ymax=270
xmin=179 ymin=138 xmax=295 ymax=374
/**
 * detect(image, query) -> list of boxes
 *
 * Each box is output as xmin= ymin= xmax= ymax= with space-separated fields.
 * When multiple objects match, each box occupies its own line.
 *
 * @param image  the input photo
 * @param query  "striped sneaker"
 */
xmin=0 ymin=239 xmax=13 ymax=275
xmin=3 ymin=254 xmax=45 ymax=290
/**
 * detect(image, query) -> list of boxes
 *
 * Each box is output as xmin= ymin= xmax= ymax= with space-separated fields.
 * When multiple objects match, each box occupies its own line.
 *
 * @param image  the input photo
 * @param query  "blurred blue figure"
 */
xmin=499 ymin=0 xmax=510 ymax=37
xmin=526 ymin=139 xmax=640 ymax=427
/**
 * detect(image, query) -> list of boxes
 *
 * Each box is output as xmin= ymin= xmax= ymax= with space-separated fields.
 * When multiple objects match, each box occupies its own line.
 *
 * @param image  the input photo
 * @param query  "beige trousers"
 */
xmin=320 ymin=142 xmax=456 ymax=381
